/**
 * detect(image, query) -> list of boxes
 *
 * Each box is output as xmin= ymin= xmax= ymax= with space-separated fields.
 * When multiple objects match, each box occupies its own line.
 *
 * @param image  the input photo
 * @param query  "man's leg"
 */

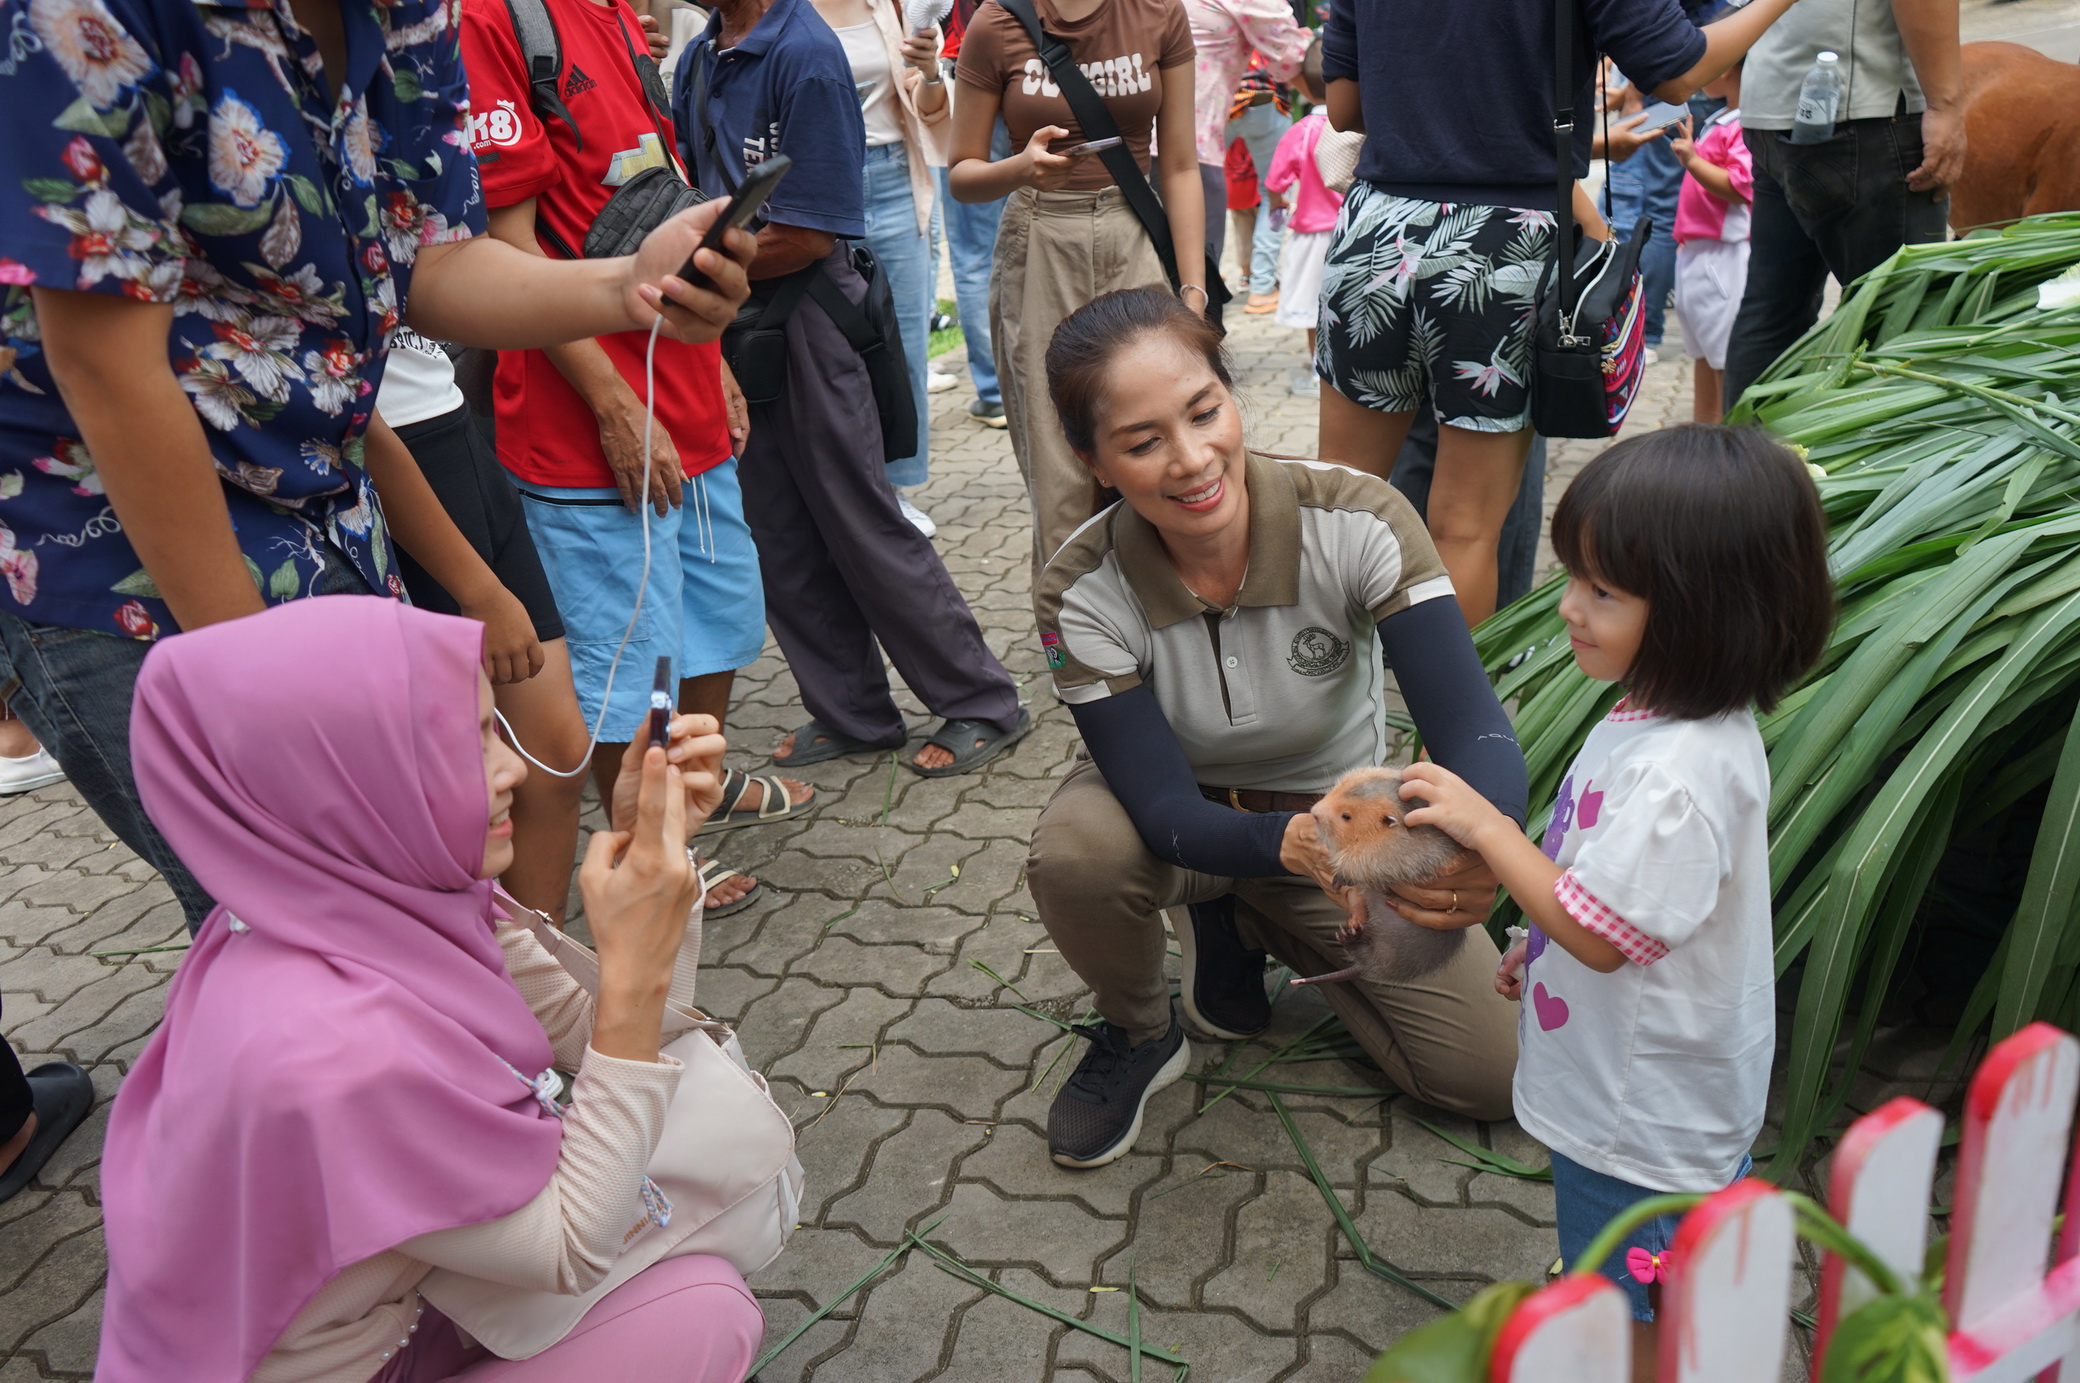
xmin=936 ymin=156 xmax=1007 ymax=408
xmin=1723 ymin=130 xmax=1830 ymax=407
xmin=1233 ymin=875 xmax=1518 ymax=1120
xmin=1799 ymin=115 xmax=1950 ymax=288
xmin=1632 ymin=136 xmax=1684 ymax=348
xmin=765 ymin=281 xmax=1022 ymax=744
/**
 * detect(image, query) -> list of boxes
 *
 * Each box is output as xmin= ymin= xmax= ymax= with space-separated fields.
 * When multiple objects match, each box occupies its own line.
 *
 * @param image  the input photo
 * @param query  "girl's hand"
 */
xmin=1397 ymin=761 xmax=1508 ymax=853
xmin=460 ymin=584 xmax=544 ymax=685
xmin=581 ymin=745 xmax=702 ymax=1061
xmin=1667 ymin=117 xmax=1697 ymax=168
xmin=1495 ymin=937 xmax=1528 ymax=1001
xmin=611 ymin=714 xmax=730 ymax=835
xmin=1022 ymin=125 xmax=1083 ymax=191
xmin=899 ymin=24 xmax=942 ymax=71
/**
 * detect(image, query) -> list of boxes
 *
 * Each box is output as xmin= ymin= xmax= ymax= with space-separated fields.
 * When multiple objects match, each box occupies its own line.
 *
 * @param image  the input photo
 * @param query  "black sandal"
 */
xmin=0 ymin=1061 xmax=95 ymax=1204
xmin=907 ymin=708 xmax=1033 ymax=778
xmin=771 ymin=719 xmax=902 ymax=768
xmin=695 ymin=768 xmax=817 ymax=837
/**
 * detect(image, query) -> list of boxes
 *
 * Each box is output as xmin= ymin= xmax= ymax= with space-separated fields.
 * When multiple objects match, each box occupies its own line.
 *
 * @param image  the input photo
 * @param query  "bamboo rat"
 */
xmin=1291 ymin=767 xmax=1472 ymax=988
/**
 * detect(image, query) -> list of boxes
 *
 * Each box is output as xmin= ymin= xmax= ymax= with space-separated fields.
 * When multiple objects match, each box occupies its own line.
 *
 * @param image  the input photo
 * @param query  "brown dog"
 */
xmin=1293 ymin=767 xmax=1471 ymax=988
xmin=1950 ymin=43 xmax=2080 ymax=230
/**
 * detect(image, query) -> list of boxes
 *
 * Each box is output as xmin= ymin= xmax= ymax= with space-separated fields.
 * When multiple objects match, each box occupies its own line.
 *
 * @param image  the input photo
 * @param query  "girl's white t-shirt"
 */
xmin=1512 ymin=703 xmax=1775 ymax=1193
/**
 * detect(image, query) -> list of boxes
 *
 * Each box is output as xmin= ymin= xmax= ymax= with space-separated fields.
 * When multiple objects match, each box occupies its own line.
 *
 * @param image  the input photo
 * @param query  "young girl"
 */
xmin=1263 ymin=42 xmax=1342 ymax=397
xmin=1399 ymin=426 xmax=1833 ymax=1356
xmin=1670 ymin=63 xmax=1752 ymax=423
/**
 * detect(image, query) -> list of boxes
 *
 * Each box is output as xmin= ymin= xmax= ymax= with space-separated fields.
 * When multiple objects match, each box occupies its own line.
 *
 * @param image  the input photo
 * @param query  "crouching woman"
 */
xmin=95 ymin=597 xmax=761 ymax=1383
xmin=1028 ymin=288 xmax=1528 ymax=1169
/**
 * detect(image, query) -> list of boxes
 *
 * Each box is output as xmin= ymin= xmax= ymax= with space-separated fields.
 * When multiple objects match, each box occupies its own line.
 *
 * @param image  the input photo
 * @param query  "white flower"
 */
xmin=332 ymin=493 xmax=374 ymax=536
xmin=299 ymin=438 xmax=343 ymax=473
xmin=206 ymin=92 xmax=287 ymax=209
xmin=32 ymin=440 xmax=102 ymax=497
xmin=30 ymin=0 xmax=153 ymax=110
xmin=32 ymin=186 xmax=165 ymax=290
xmin=301 ymin=340 xmax=360 ymax=416
xmin=202 ymin=311 xmax=304 ymax=402
xmin=179 ymin=354 xmax=260 ymax=431
xmin=0 ymin=521 xmax=39 ymax=606
xmin=342 ymin=100 xmax=379 ymax=184
xmin=244 ymin=263 xmax=346 ymax=325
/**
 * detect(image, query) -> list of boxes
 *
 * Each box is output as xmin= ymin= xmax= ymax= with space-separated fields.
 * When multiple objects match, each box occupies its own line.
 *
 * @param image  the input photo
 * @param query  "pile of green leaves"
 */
xmin=1474 ymin=212 xmax=2080 ymax=1175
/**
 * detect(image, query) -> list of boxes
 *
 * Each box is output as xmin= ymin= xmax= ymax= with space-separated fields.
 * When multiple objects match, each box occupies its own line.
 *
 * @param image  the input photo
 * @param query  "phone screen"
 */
xmin=1635 ymin=101 xmax=1691 ymax=133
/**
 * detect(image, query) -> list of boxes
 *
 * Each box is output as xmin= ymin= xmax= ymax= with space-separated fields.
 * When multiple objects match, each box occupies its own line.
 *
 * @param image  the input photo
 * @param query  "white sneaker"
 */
xmin=1289 ymin=371 xmax=1319 ymax=398
xmin=0 ymin=748 xmax=65 ymax=795
xmin=1642 ymin=345 xmax=1661 ymax=367
xmin=926 ymin=370 xmax=958 ymax=394
xmin=897 ymin=493 xmax=937 ymax=539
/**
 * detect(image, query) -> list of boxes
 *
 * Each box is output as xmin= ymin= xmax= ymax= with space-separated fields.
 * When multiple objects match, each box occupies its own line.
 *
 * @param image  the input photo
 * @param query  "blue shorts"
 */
xmin=517 ymin=460 xmax=765 ymax=741
xmin=1551 ymin=1151 xmax=1753 ymax=1322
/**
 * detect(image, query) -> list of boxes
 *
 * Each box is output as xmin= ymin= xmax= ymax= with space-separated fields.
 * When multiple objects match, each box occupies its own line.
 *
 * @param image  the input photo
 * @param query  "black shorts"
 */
xmin=391 ymin=407 xmax=565 ymax=643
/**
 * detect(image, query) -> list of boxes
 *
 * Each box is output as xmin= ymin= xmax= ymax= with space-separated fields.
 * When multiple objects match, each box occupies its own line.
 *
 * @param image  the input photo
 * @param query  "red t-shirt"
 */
xmin=460 ymin=0 xmax=729 ymax=488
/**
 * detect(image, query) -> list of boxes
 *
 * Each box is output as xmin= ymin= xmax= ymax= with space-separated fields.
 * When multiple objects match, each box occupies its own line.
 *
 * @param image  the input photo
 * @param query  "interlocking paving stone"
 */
xmin=0 ymin=302 xmax=1894 ymax=1380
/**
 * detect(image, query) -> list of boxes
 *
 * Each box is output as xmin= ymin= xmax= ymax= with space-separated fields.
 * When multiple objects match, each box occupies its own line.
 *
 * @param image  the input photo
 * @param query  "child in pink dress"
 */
xmin=1671 ymin=64 xmax=1751 ymax=423
xmin=1263 ymin=44 xmax=1343 ymax=397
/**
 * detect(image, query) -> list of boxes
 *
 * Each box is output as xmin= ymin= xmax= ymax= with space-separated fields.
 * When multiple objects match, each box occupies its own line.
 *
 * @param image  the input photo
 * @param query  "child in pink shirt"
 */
xmin=1263 ymin=43 xmax=1343 ymax=396
xmin=1670 ymin=63 xmax=1752 ymax=422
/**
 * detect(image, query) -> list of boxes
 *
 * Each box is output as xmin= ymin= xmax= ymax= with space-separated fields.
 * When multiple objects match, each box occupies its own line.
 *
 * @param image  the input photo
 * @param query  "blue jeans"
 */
xmin=932 ymin=121 xmax=1012 ymax=407
xmin=1604 ymin=134 xmax=1681 ymax=348
xmin=0 ymin=542 xmax=372 ymax=932
xmin=1224 ymin=102 xmax=1290 ymax=295
xmin=863 ymin=142 xmax=933 ymax=488
xmin=1552 ymin=1151 xmax=1754 ymax=1322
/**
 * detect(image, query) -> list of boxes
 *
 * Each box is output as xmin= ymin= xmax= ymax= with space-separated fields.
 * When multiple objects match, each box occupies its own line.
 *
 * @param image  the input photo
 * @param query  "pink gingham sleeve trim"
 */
xmin=1555 ymin=869 xmax=1669 ymax=965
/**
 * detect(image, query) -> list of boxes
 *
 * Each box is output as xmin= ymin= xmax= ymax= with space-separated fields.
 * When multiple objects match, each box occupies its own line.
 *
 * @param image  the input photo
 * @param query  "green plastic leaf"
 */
xmin=110 ymin=569 xmax=161 ymax=599
xmin=22 ymin=178 xmax=79 ymax=203
xmin=1818 ymin=1292 xmax=1948 ymax=1383
xmin=1361 ymin=1281 xmax=1537 ymax=1383
xmin=182 ymin=201 xmax=275 ymax=237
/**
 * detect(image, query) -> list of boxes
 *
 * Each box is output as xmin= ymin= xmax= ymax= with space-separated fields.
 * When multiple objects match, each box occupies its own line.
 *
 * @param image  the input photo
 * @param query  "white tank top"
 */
xmin=376 ymin=328 xmax=467 ymax=428
xmin=833 ymin=19 xmax=904 ymax=148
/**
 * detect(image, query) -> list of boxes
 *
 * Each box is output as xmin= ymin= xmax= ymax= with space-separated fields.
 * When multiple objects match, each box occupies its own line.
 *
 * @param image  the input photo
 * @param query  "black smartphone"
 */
xmin=646 ymin=655 xmax=673 ymax=751
xmin=679 ymin=153 xmax=794 ymax=289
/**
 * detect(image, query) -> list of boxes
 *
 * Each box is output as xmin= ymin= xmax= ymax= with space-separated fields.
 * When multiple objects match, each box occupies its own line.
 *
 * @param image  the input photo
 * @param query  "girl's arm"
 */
xmin=1670 ymin=128 xmax=1748 ymax=204
xmin=1153 ymin=59 xmax=1207 ymax=312
xmin=1399 ymin=762 xmax=1627 ymax=973
xmin=361 ymin=412 xmax=544 ymax=685
xmin=946 ymin=80 xmax=1079 ymax=201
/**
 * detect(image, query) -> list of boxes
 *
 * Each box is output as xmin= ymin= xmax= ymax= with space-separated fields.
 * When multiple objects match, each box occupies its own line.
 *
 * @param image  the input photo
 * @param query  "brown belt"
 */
xmin=1199 ymin=785 xmax=1323 ymax=814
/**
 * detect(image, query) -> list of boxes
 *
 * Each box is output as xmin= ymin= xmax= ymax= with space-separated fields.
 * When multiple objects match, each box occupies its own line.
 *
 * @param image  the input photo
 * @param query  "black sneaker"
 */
xmin=967 ymin=398 xmax=1007 ymax=428
xmin=1047 ymin=1012 xmax=1189 ymax=1168
xmin=1175 ymin=897 xmax=1271 ymax=1040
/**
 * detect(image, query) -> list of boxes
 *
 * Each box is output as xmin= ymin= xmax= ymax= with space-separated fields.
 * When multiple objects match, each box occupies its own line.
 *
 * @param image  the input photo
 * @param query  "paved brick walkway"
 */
xmin=2 ymin=307 xmax=1837 ymax=1381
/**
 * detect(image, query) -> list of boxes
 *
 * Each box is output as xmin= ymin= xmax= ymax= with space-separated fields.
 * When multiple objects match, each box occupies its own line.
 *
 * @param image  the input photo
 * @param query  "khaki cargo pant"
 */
xmin=1028 ymin=757 xmax=1520 ymax=1122
xmin=990 ymin=186 xmax=1169 ymax=571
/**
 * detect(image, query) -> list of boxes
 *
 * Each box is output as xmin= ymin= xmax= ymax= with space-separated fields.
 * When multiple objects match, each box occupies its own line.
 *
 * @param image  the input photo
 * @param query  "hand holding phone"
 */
xmin=679 ymin=153 xmax=794 ymax=290
xmin=1058 ymin=135 xmax=1123 ymax=156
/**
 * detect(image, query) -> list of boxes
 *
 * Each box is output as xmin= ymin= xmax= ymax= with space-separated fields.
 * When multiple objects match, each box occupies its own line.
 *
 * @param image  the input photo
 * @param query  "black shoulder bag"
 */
xmin=994 ymin=0 xmax=1231 ymax=332
xmin=1528 ymin=0 xmax=1650 ymax=439
xmin=691 ymin=44 xmax=919 ymax=464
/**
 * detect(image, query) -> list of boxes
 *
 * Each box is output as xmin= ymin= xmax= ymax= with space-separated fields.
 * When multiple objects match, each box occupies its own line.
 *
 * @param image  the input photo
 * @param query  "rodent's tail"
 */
xmin=1289 ymin=966 xmax=1362 ymax=987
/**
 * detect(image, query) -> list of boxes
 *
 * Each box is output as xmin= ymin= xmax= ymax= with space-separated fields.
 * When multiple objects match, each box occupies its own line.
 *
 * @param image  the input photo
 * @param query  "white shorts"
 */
xmin=1674 ymin=237 xmax=1750 ymax=371
xmin=1274 ymin=229 xmax=1332 ymax=330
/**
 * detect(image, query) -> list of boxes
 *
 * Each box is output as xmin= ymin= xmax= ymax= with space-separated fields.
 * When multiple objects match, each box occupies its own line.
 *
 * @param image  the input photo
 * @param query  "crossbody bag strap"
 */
xmin=994 ymin=0 xmax=1183 ymax=290
xmin=1552 ymin=0 xmax=1579 ymax=324
xmin=691 ymin=41 xmax=740 ymax=197
xmin=612 ymin=8 xmax=686 ymax=168
xmin=804 ymin=271 xmax=881 ymax=353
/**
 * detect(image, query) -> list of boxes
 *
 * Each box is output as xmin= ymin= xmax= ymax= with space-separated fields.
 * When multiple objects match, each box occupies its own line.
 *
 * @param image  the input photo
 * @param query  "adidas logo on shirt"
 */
xmin=563 ymin=65 xmax=597 ymax=99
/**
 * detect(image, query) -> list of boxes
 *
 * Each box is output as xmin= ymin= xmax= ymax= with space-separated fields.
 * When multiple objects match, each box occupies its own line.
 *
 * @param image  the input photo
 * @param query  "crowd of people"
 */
xmin=0 ymin=0 xmax=1968 ymax=1373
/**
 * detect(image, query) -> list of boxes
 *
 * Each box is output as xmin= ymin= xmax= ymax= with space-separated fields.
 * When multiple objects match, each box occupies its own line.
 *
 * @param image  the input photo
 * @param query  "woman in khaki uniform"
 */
xmin=946 ymin=0 xmax=1204 ymax=570
xmin=1027 ymin=289 xmax=1526 ymax=1169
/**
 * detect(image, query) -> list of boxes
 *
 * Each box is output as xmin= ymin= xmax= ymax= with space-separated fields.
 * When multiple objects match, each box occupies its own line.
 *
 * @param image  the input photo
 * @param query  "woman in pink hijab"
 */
xmin=96 ymin=596 xmax=763 ymax=1383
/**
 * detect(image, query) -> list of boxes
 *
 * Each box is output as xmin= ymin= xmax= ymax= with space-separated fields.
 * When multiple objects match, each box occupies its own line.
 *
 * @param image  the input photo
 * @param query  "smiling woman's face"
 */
xmin=478 ymin=673 xmax=526 ymax=881
xmin=1079 ymin=330 xmax=1247 ymax=541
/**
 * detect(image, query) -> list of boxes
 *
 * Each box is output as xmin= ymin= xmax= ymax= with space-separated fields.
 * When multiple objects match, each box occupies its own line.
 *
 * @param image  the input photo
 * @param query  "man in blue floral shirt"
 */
xmin=0 ymin=0 xmax=752 ymax=926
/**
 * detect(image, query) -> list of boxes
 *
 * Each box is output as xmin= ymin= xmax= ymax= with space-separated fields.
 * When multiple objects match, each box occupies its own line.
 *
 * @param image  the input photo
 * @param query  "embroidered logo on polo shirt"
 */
xmin=1287 ymin=627 xmax=1349 ymax=677
xmin=1041 ymin=630 xmax=1064 ymax=669
xmin=563 ymin=65 xmax=597 ymax=100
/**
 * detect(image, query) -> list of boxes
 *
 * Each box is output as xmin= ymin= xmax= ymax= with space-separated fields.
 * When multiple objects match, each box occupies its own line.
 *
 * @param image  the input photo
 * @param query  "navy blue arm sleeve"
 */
xmin=1379 ymin=597 xmax=1528 ymax=825
xmin=1068 ymin=687 xmax=1296 ymax=878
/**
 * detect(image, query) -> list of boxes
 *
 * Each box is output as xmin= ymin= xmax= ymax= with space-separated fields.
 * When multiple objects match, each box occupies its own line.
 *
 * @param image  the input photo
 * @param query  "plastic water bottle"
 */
xmin=1791 ymin=51 xmax=1842 ymax=144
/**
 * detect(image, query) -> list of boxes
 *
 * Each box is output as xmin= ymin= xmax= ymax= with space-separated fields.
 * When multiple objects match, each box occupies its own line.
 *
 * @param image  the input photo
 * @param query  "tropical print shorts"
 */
xmin=1314 ymin=185 xmax=1556 ymax=432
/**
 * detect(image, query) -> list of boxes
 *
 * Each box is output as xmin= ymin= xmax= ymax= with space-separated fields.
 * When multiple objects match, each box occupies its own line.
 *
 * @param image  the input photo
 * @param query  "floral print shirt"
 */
xmin=0 ymin=0 xmax=483 ymax=638
xmin=1183 ymin=0 xmax=1308 ymax=165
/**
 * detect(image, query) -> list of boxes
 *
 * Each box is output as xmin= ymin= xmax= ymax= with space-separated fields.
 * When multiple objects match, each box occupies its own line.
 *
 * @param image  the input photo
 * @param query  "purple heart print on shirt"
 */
xmin=1578 ymin=781 xmax=1604 ymax=829
xmin=1540 ymin=775 xmax=1576 ymax=860
xmin=1532 ymin=982 xmax=1570 ymax=1030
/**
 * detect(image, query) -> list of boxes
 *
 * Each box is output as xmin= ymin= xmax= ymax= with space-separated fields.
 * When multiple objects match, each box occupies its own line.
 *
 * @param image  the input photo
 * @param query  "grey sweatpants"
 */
xmin=738 ymin=249 xmax=1021 ymax=748
xmin=1028 ymin=756 xmax=1520 ymax=1121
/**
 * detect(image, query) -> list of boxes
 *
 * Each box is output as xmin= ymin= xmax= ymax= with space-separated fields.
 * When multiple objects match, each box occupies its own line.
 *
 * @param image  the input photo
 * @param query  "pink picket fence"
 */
xmin=1488 ymin=1022 xmax=2080 ymax=1383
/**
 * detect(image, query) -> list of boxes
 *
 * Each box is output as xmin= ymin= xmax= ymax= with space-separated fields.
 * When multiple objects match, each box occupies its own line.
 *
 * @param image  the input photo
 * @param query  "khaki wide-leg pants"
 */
xmin=1028 ymin=757 xmax=1520 ymax=1122
xmin=990 ymin=186 xmax=1169 ymax=571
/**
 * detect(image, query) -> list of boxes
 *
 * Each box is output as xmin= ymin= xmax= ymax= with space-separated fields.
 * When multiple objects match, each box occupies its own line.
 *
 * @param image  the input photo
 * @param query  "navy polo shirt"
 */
xmin=672 ymin=0 xmax=867 ymax=239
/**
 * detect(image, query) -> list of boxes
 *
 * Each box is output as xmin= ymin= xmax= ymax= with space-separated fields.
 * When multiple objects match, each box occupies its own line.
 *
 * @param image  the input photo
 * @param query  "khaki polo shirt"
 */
xmin=1036 ymin=454 xmax=1455 ymax=793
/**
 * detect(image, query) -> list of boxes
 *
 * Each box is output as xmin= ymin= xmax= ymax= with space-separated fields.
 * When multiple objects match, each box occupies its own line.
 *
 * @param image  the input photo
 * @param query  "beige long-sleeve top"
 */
xmin=249 ymin=912 xmax=702 ymax=1383
xmin=869 ymin=0 xmax=955 ymax=233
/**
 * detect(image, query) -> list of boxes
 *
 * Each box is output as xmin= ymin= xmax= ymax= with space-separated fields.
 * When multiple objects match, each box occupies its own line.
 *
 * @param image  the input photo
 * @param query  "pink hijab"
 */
xmin=96 ymin=597 xmax=562 ymax=1383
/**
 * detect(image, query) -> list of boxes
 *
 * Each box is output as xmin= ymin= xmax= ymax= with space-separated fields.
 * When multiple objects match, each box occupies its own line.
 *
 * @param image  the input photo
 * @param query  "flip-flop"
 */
xmin=771 ymin=719 xmax=903 ymax=768
xmin=907 ymin=708 xmax=1033 ymax=778
xmin=695 ymin=768 xmax=818 ymax=837
xmin=695 ymin=856 xmax=763 ymax=920
xmin=0 ymin=1061 xmax=95 ymax=1204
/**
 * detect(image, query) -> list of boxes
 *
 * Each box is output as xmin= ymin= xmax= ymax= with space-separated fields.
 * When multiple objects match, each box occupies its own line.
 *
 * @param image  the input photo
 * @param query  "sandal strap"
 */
xmin=923 ymin=718 xmax=994 ymax=753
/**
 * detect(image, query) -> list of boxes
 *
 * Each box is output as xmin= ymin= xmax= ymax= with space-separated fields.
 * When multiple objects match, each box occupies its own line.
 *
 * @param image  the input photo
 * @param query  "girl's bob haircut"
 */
xmin=1551 ymin=424 xmax=1834 ymax=720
